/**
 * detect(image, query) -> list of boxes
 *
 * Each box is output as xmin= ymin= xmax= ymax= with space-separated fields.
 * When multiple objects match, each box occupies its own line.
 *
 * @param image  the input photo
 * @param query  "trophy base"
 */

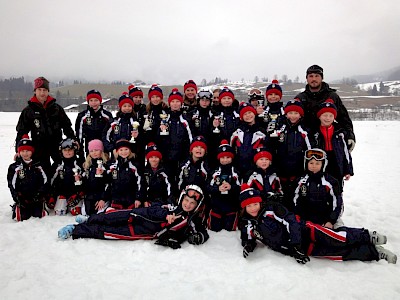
xmin=160 ymin=132 xmax=169 ymax=136
xmin=270 ymin=132 xmax=278 ymax=137
xmin=95 ymin=174 xmax=103 ymax=178
xmin=74 ymin=181 xmax=82 ymax=186
xmin=213 ymin=129 xmax=220 ymax=134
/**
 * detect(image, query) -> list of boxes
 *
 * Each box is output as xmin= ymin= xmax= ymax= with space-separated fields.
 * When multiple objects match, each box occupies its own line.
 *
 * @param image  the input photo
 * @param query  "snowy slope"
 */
xmin=0 ymin=112 xmax=399 ymax=300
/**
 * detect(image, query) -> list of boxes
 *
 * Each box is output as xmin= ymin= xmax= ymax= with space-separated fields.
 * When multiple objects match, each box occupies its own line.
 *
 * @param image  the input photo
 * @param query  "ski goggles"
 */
xmin=305 ymin=149 xmax=327 ymax=161
xmin=60 ymin=139 xmax=77 ymax=150
xmin=248 ymin=89 xmax=264 ymax=100
xmin=197 ymin=91 xmax=212 ymax=100
xmin=186 ymin=189 xmax=202 ymax=201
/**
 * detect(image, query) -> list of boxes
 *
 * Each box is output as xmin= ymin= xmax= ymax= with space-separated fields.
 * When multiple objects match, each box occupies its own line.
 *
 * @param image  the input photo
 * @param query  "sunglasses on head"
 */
xmin=305 ymin=149 xmax=326 ymax=160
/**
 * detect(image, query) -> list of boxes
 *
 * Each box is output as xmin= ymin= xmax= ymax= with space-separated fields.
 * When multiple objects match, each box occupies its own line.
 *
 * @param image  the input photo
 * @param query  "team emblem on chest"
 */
xmin=34 ymin=119 xmax=40 ymax=128
xmin=86 ymin=116 xmax=92 ymax=126
xmin=301 ymin=185 xmax=307 ymax=196
xmin=114 ymin=124 xmax=120 ymax=134
xmin=18 ymin=170 xmax=25 ymax=179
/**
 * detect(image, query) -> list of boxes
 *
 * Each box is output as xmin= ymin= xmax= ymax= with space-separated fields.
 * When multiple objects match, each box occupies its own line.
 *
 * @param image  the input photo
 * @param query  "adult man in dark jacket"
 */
xmin=295 ymin=65 xmax=356 ymax=152
xmin=15 ymin=77 xmax=76 ymax=173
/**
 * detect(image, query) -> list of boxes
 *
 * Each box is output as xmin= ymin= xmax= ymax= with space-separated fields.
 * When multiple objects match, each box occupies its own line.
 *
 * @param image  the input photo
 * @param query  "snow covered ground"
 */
xmin=0 ymin=112 xmax=399 ymax=300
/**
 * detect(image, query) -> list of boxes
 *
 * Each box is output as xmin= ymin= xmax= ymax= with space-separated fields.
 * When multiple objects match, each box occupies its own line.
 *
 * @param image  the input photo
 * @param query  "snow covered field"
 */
xmin=0 ymin=112 xmax=399 ymax=300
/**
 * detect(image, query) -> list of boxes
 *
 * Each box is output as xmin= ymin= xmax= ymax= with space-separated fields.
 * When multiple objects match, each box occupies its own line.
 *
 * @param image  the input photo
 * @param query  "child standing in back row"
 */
xmin=75 ymin=90 xmax=113 ymax=158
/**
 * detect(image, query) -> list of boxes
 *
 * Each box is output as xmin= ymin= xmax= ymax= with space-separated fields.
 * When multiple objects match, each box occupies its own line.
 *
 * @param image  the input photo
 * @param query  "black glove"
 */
xmin=155 ymin=237 xmax=181 ymax=249
xmin=267 ymin=192 xmax=283 ymax=203
xmin=291 ymin=246 xmax=310 ymax=264
xmin=33 ymin=193 xmax=46 ymax=203
xmin=188 ymin=232 xmax=208 ymax=245
xmin=243 ymin=242 xmax=256 ymax=258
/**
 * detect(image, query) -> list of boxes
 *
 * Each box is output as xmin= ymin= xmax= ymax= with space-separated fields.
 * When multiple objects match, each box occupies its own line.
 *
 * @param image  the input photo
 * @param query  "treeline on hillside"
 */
xmin=0 ymin=77 xmax=33 ymax=96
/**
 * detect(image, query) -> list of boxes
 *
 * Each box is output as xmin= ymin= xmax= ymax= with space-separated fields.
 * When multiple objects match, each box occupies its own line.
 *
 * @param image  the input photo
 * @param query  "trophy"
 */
xmin=159 ymin=113 xmax=169 ymax=136
xmin=257 ymin=100 xmax=265 ymax=118
xmin=130 ymin=121 xmax=140 ymax=143
xmin=193 ymin=111 xmax=200 ymax=128
xmin=268 ymin=114 xmax=279 ymax=137
xmin=143 ymin=114 xmax=153 ymax=131
xmin=213 ymin=114 xmax=221 ymax=133
xmin=95 ymin=160 xmax=103 ymax=177
xmin=72 ymin=168 xmax=82 ymax=185
xmin=220 ymin=175 xmax=229 ymax=194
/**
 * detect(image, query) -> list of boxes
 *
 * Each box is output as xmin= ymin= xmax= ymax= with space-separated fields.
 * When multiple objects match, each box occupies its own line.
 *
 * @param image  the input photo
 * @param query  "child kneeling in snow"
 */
xmin=58 ymin=185 xmax=209 ymax=249
xmin=239 ymin=184 xmax=397 ymax=264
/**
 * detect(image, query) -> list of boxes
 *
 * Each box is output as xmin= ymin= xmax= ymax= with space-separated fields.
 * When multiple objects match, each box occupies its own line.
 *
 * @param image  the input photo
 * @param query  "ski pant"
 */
xmin=72 ymin=209 xmax=155 ymax=240
xmin=304 ymin=222 xmax=379 ymax=261
xmin=12 ymin=202 xmax=47 ymax=222
xmin=207 ymin=209 xmax=238 ymax=232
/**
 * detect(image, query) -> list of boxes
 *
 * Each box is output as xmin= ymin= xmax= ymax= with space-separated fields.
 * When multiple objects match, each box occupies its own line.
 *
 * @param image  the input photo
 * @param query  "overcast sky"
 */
xmin=1 ymin=0 xmax=399 ymax=85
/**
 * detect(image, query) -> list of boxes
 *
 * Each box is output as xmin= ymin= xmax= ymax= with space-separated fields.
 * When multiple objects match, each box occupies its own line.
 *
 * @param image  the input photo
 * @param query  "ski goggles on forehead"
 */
xmin=186 ymin=189 xmax=201 ymax=201
xmin=60 ymin=139 xmax=75 ymax=149
xmin=305 ymin=149 xmax=326 ymax=160
xmin=197 ymin=91 xmax=212 ymax=100
xmin=248 ymin=89 xmax=263 ymax=96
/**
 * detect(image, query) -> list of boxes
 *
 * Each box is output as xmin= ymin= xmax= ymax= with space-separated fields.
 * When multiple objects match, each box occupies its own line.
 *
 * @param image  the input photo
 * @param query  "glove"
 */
xmin=243 ymin=242 xmax=256 ymax=258
xmin=15 ymin=193 xmax=26 ymax=208
xmin=291 ymin=246 xmax=310 ymax=264
xmin=155 ymin=237 xmax=181 ymax=249
xmin=347 ymin=139 xmax=355 ymax=152
xmin=33 ymin=193 xmax=46 ymax=203
xmin=188 ymin=232 xmax=208 ymax=245
xmin=267 ymin=192 xmax=283 ymax=203
xmin=67 ymin=194 xmax=80 ymax=208
xmin=47 ymin=197 xmax=56 ymax=209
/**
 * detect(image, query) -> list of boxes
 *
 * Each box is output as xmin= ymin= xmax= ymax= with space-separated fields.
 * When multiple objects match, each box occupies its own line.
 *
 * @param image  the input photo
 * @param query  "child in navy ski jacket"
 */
xmin=210 ymin=86 xmax=240 ymax=148
xmin=75 ymin=90 xmax=113 ymax=157
xmin=128 ymin=85 xmax=147 ymax=126
xmin=258 ymin=80 xmax=285 ymax=137
xmin=187 ymin=89 xmax=214 ymax=152
xmin=313 ymin=100 xmax=354 ymax=192
xmin=274 ymin=100 xmax=312 ymax=209
xmin=231 ymin=102 xmax=266 ymax=175
xmin=293 ymin=148 xmax=343 ymax=228
xmin=239 ymin=184 xmax=396 ymax=264
xmin=142 ymin=84 xmax=169 ymax=145
xmin=157 ymin=88 xmax=193 ymax=183
xmin=50 ymin=138 xmax=85 ymax=216
xmin=81 ymin=139 xmax=109 ymax=215
xmin=58 ymin=185 xmax=209 ymax=251
xmin=103 ymin=94 xmax=143 ymax=164
xmin=243 ymin=147 xmax=283 ymax=203
xmin=7 ymin=135 xmax=48 ymax=221
xmin=178 ymin=136 xmax=210 ymax=195
xmin=106 ymin=139 xmax=144 ymax=210
xmin=143 ymin=143 xmax=174 ymax=206
xmin=207 ymin=140 xmax=241 ymax=231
